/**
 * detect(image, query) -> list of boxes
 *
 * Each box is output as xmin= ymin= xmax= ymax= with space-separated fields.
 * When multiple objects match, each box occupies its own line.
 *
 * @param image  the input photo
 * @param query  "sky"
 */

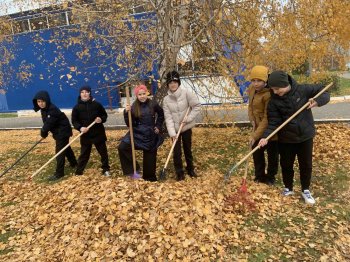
xmin=0 ymin=0 xmax=65 ymax=16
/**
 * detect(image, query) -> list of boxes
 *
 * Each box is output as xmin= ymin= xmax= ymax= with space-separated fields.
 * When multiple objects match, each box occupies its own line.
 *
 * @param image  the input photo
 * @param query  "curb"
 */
xmin=1 ymin=119 xmax=349 ymax=131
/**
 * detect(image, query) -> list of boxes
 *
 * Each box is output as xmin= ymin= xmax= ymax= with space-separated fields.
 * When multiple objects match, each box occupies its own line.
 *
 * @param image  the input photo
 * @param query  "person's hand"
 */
xmin=125 ymin=104 xmax=131 ymax=112
xmin=80 ymin=127 xmax=88 ymax=133
xmin=95 ymin=117 xmax=102 ymax=123
xmin=307 ymin=98 xmax=318 ymax=109
xmin=154 ymin=127 xmax=160 ymax=134
xmin=171 ymin=136 xmax=176 ymax=142
xmin=258 ymin=138 xmax=268 ymax=148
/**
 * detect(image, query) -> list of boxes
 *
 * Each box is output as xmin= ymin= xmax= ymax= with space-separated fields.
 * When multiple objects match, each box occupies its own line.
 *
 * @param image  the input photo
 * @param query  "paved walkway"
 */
xmin=1 ymin=99 xmax=349 ymax=129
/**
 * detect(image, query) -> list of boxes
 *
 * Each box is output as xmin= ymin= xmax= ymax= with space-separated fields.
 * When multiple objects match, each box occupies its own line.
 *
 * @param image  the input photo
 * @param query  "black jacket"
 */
xmin=33 ymin=91 xmax=72 ymax=140
xmin=263 ymin=75 xmax=330 ymax=143
xmin=71 ymin=97 xmax=108 ymax=144
xmin=122 ymin=99 xmax=164 ymax=151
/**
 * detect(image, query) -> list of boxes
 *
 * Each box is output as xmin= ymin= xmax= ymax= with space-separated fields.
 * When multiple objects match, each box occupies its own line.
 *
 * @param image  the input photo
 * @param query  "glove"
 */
xmin=40 ymin=129 xmax=48 ymax=138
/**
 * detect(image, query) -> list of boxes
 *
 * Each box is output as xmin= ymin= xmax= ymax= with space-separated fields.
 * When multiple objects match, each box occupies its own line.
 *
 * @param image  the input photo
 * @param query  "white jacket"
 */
xmin=163 ymin=86 xmax=201 ymax=137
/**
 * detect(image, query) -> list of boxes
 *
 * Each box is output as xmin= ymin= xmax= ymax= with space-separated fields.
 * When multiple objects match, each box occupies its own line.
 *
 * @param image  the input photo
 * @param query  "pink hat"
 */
xmin=134 ymin=85 xmax=148 ymax=96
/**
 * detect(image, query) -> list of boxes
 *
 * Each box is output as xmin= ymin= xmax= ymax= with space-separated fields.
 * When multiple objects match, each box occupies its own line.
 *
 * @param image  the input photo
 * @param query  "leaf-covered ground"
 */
xmin=0 ymin=124 xmax=349 ymax=261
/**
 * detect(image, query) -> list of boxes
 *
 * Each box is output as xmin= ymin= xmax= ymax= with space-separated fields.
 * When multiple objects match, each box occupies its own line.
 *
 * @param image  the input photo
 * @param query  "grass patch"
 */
xmin=333 ymin=77 xmax=350 ymax=96
xmin=0 ymin=229 xmax=16 ymax=255
xmin=0 ymin=202 xmax=17 ymax=207
xmin=0 ymin=113 xmax=17 ymax=118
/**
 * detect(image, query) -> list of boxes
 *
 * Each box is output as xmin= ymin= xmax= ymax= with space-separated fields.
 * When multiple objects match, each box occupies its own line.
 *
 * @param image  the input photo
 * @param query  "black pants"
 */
xmin=118 ymin=141 xmax=157 ymax=181
xmin=173 ymin=129 xmax=194 ymax=174
xmin=252 ymin=140 xmax=279 ymax=181
xmin=75 ymin=141 xmax=110 ymax=175
xmin=55 ymin=137 xmax=77 ymax=177
xmin=279 ymin=138 xmax=313 ymax=191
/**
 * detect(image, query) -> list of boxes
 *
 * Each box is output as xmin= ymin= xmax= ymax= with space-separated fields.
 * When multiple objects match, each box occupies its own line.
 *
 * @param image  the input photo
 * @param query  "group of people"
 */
xmin=248 ymin=66 xmax=330 ymax=205
xmin=32 ymin=71 xmax=201 ymax=182
xmin=33 ymin=67 xmax=330 ymax=205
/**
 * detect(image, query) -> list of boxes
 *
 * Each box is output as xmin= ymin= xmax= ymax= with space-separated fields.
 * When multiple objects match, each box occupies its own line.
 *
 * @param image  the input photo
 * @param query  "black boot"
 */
xmin=264 ymin=175 xmax=276 ymax=186
xmin=188 ymin=169 xmax=197 ymax=178
xmin=176 ymin=171 xmax=185 ymax=181
xmin=48 ymin=173 xmax=63 ymax=181
xmin=254 ymin=176 xmax=265 ymax=183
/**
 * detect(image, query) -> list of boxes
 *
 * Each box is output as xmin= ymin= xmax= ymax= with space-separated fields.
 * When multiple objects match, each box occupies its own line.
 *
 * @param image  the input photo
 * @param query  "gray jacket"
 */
xmin=163 ymin=86 xmax=201 ymax=137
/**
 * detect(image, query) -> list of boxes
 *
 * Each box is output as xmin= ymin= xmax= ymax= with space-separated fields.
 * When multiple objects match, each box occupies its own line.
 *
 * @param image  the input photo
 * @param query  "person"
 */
xmin=118 ymin=85 xmax=164 ymax=181
xmin=33 ymin=90 xmax=77 ymax=181
xmin=258 ymin=70 xmax=330 ymax=204
xmin=71 ymin=86 xmax=110 ymax=176
xmin=247 ymin=66 xmax=279 ymax=185
xmin=163 ymin=70 xmax=201 ymax=181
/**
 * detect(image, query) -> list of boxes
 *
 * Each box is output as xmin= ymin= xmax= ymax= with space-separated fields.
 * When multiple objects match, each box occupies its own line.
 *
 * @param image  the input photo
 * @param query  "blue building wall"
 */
xmin=0 ymin=14 xmax=160 ymax=112
xmin=0 ymin=10 xmax=248 ymax=112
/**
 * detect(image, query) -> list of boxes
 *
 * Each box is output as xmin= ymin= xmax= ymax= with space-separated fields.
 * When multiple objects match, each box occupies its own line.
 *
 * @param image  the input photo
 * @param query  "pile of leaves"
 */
xmin=0 ymin=124 xmax=349 ymax=261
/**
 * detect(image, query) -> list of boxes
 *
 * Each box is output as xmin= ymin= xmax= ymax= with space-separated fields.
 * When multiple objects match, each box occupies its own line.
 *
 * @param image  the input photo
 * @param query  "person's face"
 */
xmin=271 ymin=85 xmax=291 ymax=96
xmin=251 ymin=79 xmax=266 ymax=91
xmin=168 ymin=81 xmax=179 ymax=92
xmin=37 ymin=99 xmax=46 ymax=109
xmin=80 ymin=90 xmax=90 ymax=100
xmin=137 ymin=89 xmax=148 ymax=103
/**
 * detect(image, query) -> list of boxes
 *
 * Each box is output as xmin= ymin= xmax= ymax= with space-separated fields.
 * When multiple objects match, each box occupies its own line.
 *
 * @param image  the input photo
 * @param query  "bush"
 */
xmin=292 ymin=73 xmax=339 ymax=94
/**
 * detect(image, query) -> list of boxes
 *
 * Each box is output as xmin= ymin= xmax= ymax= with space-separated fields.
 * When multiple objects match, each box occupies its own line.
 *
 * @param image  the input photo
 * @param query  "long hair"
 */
xmin=132 ymin=98 xmax=153 ymax=118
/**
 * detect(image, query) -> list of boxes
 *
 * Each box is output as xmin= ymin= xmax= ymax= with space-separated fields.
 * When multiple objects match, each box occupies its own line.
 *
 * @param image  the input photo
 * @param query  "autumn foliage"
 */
xmin=0 ymin=124 xmax=349 ymax=261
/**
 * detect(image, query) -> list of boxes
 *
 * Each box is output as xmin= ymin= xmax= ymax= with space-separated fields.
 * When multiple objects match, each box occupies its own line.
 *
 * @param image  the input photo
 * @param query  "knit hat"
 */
xmin=268 ymin=71 xmax=289 ymax=88
xmin=134 ymin=85 xmax=148 ymax=96
xmin=79 ymin=86 xmax=91 ymax=93
xmin=166 ymin=70 xmax=181 ymax=86
xmin=249 ymin=66 xmax=268 ymax=82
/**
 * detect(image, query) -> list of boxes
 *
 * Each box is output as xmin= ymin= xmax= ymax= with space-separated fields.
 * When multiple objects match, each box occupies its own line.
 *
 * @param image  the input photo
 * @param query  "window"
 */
xmin=71 ymin=12 xmax=89 ymax=24
xmin=48 ymin=12 xmax=68 ymax=27
xmin=129 ymin=1 xmax=151 ymax=14
xmin=30 ymin=16 xmax=48 ymax=31
xmin=12 ymin=19 xmax=30 ymax=34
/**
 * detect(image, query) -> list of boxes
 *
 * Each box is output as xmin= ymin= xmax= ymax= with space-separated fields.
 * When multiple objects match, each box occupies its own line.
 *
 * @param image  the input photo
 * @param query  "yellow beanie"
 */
xmin=249 ymin=65 xmax=268 ymax=82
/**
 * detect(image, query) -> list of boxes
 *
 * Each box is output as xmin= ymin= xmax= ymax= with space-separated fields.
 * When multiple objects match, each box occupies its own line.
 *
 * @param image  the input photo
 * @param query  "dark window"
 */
xmin=12 ymin=19 xmax=30 ymax=34
xmin=30 ymin=16 xmax=48 ymax=31
xmin=71 ymin=12 xmax=89 ymax=24
xmin=48 ymin=12 xmax=67 ymax=27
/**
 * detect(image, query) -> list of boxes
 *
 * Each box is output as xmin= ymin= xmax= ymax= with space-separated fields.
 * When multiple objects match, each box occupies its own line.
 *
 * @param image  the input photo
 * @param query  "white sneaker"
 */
xmin=282 ymin=188 xmax=294 ymax=196
xmin=301 ymin=190 xmax=315 ymax=205
xmin=103 ymin=171 xmax=111 ymax=177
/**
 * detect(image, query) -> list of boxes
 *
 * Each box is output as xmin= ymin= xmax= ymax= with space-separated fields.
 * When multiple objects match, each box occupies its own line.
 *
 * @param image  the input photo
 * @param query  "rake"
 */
xmin=0 ymin=137 xmax=44 ymax=178
xmin=126 ymin=86 xmax=141 ymax=179
xmin=225 ymin=82 xmax=333 ymax=181
xmin=158 ymin=107 xmax=191 ymax=181
xmin=30 ymin=121 xmax=96 ymax=179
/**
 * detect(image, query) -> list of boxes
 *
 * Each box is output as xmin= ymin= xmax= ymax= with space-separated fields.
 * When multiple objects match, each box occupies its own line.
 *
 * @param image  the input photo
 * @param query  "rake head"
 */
xmin=224 ymin=163 xmax=239 ymax=182
xmin=130 ymin=172 xmax=142 ymax=179
xmin=239 ymin=178 xmax=248 ymax=193
xmin=225 ymin=190 xmax=256 ymax=212
xmin=158 ymin=168 xmax=166 ymax=181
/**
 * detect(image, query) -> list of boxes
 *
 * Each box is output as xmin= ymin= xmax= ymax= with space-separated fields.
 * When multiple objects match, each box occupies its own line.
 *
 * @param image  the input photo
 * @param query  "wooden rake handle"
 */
xmin=31 ymin=121 xmax=96 ymax=179
xmin=162 ymin=107 xmax=191 ymax=170
xmin=125 ymin=86 xmax=137 ymax=174
xmin=226 ymin=82 xmax=333 ymax=177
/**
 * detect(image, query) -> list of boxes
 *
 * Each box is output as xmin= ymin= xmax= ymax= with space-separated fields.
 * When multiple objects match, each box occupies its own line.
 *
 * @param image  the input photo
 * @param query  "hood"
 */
xmin=77 ymin=96 xmax=94 ymax=104
xmin=33 ymin=91 xmax=51 ymax=112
